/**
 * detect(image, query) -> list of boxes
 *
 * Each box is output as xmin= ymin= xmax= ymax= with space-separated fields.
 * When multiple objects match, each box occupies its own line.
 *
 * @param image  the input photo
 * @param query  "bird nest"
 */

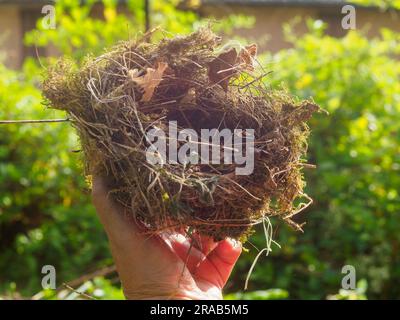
xmin=43 ymin=28 xmax=320 ymax=241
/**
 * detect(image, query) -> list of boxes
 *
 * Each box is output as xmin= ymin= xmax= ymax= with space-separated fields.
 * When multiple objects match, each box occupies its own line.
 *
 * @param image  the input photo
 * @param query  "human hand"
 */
xmin=91 ymin=175 xmax=242 ymax=300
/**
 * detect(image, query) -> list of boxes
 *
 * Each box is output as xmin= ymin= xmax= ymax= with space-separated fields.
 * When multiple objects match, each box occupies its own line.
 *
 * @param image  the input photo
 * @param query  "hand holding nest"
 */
xmin=92 ymin=175 xmax=242 ymax=300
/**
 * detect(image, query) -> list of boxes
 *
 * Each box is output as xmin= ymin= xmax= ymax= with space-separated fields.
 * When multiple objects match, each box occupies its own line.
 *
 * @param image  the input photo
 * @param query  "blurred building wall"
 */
xmin=0 ymin=2 xmax=399 ymax=69
xmin=0 ymin=5 xmax=24 ymax=69
xmin=200 ymin=4 xmax=400 ymax=53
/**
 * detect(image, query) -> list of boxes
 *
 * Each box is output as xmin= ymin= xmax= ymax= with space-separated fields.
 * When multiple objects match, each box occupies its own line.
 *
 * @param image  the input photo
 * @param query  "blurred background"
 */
xmin=0 ymin=0 xmax=399 ymax=300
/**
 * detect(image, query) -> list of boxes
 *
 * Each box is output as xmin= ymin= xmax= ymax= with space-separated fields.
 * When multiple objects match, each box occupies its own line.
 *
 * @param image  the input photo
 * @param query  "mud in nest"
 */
xmin=43 ymin=28 xmax=320 ymax=241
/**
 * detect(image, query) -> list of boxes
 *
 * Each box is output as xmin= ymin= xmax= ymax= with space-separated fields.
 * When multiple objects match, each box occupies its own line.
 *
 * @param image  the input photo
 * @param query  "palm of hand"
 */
xmin=92 ymin=176 xmax=241 ymax=300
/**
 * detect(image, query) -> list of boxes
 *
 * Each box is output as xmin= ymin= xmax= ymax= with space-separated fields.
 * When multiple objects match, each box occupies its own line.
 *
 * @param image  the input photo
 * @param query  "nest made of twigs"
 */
xmin=43 ymin=28 xmax=320 ymax=241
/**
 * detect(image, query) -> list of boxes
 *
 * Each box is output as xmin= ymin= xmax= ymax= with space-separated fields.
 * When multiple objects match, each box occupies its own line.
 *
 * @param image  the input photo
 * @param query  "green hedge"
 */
xmin=1 ymin=1 xmax=399 ymax=299
xmin=231 ymin=22 xmax=400 ymax=299
xmin=0 ymin=62 xmax=112 ymax=296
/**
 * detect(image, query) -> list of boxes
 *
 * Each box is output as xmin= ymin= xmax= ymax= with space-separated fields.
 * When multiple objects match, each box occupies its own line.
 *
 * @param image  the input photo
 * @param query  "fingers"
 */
xmin=93 ymin=174 xmax=241 ymax=293
xmin=169 ymin=234 xmax=207 ymax=273
xmin=170 ymin=234 xmax=242 ymax=289
xmin=208 ymin=238 xmax=242 ymax=266
xmin=191 ymin=234 xmax=218 ymax=256
xmin=196 ymin=238 xmax=242 ymax=288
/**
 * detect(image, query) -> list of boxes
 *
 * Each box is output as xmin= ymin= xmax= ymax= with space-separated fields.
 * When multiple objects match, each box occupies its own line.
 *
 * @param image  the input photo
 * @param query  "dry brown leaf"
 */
xmin=208 ymin=44 xmax=257 ymax=91
xmin=238 ymin=43 xmax=257 ymax=71
xmin=130 ymin=61 xmax=168 ymax=102
xmin=208 ymin=47 xmax=238 ymax=91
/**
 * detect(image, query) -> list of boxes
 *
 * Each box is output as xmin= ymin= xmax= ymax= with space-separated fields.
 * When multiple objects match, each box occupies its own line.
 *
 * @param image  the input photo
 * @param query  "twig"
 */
xmin=60 ymin=265 xmax=117 ymax=290
xmin=0 ymin=119 xmax=70 ymax=124
xmin=62 ymin=283 xmax=97 ymax=300
xmin=239 ymin=71 xmax=273 ymax=89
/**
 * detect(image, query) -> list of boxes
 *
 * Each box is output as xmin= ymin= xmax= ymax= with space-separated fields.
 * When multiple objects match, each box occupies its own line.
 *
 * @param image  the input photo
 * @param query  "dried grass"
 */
xmin=43 ymin=28 xmax=320 ymax=241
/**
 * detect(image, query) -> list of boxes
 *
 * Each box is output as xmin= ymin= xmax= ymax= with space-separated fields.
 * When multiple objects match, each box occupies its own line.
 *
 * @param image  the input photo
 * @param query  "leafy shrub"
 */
xmin=1 ymin=0 xmax=400 ymax=300
xmin=225 ymin=289 xmax=289 ymax=300
xmin=0 ymin=61 xmax=111 ymax=296
xmin=231 ymin=21 xmax=400 ymax=299
xmin=25 ymin=0 xmax=254 ymax=63
xmin=1 ymin=0 xmax=254 ymax=299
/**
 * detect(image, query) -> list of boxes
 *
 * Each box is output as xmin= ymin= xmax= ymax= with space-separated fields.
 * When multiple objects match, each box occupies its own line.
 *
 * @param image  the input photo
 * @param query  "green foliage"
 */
xmin=327 ymin=279 xmax=368 ymax=300
xmin=231 ymin=21 xmax=400 ymax=299
xmin=225 ymin=289 xmax=289 ymax=300
xmin=1 ymin=0 xmax=255 ymax=299
xmin=35 ymin=277 xmax=124 ymax=300
xmin=0 ymin=61 xmax=112 ymax=296
xmin=24 ymin=0 xmax=254 ymax=62
xmin=1 ymin=0 xmax=400 ymax=300
xmin=350 ymin=0 xmax=400 ymax=10
xmin=25 ymin=0 xmax=180 ymax=61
